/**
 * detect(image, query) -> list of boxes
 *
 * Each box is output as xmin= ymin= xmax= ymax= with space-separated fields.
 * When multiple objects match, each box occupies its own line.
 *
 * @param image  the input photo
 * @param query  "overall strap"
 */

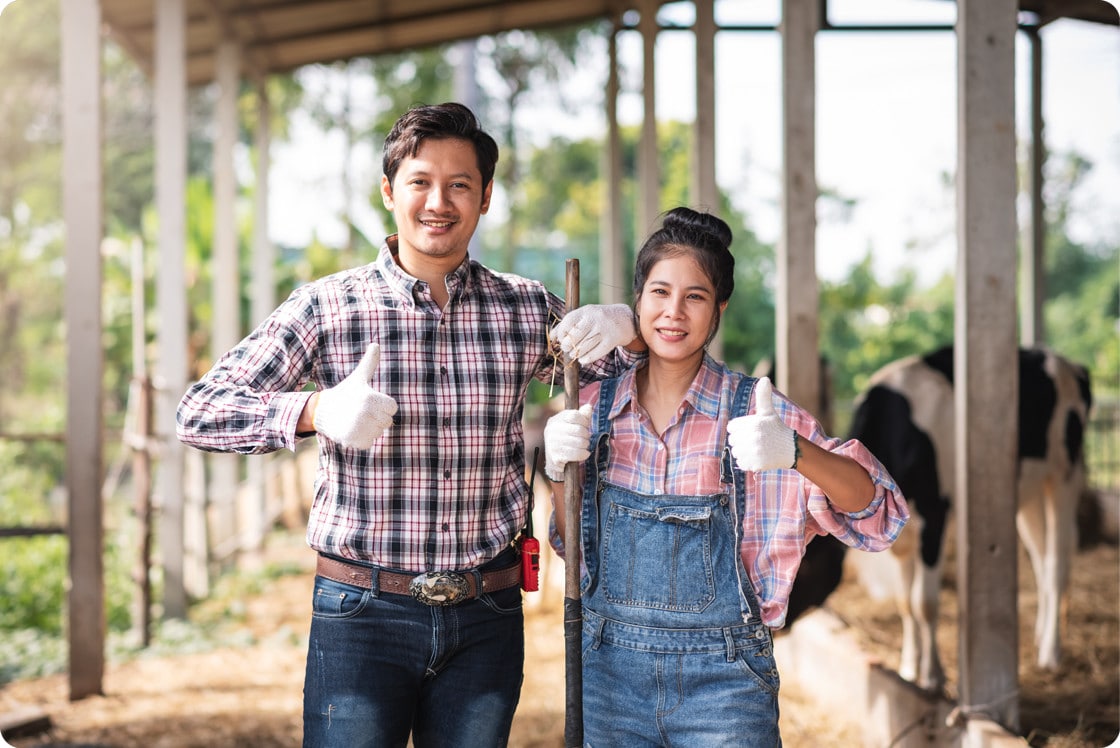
xmin=721 ymin=374 xmax=758 ymax=484
xmin=720 ymin=372 xmax=765 ymax=624
xmin=590 ymin=375 xmax=622 ymax=475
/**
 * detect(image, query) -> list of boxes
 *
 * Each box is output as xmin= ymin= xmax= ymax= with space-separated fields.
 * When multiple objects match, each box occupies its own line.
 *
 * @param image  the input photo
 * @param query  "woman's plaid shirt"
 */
xmin=177 ymin=241 xmax=624 ymax=572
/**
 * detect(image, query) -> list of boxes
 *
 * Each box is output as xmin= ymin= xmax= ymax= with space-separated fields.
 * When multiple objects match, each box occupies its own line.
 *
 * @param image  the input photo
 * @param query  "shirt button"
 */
xmin=440 ymin=366 xmax=447 ymax=376
xmin=444 ymin=469 xmax=451 ymax=478
xmin=442 ymin=522 xmax=450 ymax=531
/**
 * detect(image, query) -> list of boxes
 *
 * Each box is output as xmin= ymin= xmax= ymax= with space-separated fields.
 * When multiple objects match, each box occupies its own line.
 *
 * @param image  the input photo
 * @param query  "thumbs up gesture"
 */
xmin=727 ymin=377 xmax=798 ymax=472
xmin=313 ymin=343 xmax=399 ymax=450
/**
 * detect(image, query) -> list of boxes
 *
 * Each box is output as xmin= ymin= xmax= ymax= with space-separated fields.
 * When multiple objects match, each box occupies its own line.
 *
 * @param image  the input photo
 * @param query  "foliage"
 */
xmin=507 ymin=120 xmax=776 ymax=381
xmin=364 ymin=48 xmax=459 ymax=233
xmin=1039 ymin=151 xmax=1119 ymax=390
xmin=0 ymin=440 xmax=133 ymax=654
xmin=819 ymin=257 xmax=955 ymax=400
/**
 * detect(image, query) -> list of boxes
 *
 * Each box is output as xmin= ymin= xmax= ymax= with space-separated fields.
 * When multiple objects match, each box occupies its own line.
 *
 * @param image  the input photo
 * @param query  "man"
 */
xmin=176 ymin=102 xmax=639 ymax=747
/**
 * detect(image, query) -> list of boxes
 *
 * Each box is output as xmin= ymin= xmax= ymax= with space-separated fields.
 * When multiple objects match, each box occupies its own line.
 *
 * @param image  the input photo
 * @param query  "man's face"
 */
xmin=381 ymin=136 xmax=492 ymax=271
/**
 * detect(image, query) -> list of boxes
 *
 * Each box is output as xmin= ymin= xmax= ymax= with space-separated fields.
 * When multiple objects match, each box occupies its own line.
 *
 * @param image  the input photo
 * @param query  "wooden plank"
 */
xmin=775 ymin=607 xmax=1029 ymax=747
xmin=0 ymin=705 xmax=52 ymax=739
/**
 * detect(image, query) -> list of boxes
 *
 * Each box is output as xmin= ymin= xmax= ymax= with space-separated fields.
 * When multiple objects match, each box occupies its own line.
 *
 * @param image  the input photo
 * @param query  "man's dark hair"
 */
xmin=382 ymin=102 xmax=499 ymax=190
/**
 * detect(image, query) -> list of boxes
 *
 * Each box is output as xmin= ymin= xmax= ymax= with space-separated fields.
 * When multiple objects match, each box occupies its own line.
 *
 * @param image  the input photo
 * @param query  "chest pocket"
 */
xmin=601 ymin=500 xmax=716 ymax=613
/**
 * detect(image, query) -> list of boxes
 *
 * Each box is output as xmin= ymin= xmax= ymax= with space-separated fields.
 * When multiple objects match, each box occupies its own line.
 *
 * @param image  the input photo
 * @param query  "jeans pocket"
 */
xmin=311 ymin=575 xmax=370 ymax=619
xmin=479 ymin=584 xmax=524 ymax=615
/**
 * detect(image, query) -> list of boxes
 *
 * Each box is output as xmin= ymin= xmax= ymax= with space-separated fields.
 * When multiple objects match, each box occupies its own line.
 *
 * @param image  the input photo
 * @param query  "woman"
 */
xmin=545 ymin=207 xmax=909 ymax=747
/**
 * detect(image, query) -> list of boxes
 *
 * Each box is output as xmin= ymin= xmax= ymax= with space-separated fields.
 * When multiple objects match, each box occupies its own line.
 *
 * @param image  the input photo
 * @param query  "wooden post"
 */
xmin=778 ymin=0 xmax=821 ymax=412
xmin=131 ymin=240 xmax=153 ymax=647
xmin=62 ymin=0 xmax=105 ymax=700
xmin=956 ymin=0 xmax=1021 ymax=736
xmin=562 ymin=259 xmax=583 ymax=748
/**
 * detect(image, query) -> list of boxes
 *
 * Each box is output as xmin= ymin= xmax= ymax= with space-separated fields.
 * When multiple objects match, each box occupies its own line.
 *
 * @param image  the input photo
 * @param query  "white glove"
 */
xmin=727 ymin=378 xmax=798 ymax=472
xmin=543 ymin=404 xmax=593 ymax=481
xmin=552 ymin=304 xmax=636 ymax=366
xmin=313 ymin=343 xmax=398 ymax=450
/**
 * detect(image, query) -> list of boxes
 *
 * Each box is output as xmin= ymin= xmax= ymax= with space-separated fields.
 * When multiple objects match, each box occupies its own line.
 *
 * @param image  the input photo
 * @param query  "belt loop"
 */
xmin=724 ymin=628 xmax=736 ymax=662
xmin=470 ymin=568 xmax=484 ymax=597
xmin=370 ymin=568 xmax=382 ymax=598
xmin=591 ymin=617 xmax=606 ymax=651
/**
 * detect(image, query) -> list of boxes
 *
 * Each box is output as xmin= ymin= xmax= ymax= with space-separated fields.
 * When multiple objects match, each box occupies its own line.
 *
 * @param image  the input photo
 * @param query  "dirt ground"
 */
xmin=823 ymin=538 xmax=1120 ymax=747
xmin=0 ymin=529 xmax=1114 ymax=747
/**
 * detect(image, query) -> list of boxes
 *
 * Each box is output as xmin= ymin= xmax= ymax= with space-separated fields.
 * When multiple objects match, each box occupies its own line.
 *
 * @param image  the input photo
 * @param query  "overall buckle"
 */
xmin=409 ymin=571 xmax=471 ymax=606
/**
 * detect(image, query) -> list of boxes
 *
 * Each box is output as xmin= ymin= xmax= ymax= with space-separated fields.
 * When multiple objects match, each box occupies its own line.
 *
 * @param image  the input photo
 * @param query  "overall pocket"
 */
xmin=601 ymin=502 xmax=715 ymax=612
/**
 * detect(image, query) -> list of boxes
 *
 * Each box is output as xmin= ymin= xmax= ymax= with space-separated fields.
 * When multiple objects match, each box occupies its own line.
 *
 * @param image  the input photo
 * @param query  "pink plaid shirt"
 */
xmin=560 ymin=356 xmax=908 ymax=628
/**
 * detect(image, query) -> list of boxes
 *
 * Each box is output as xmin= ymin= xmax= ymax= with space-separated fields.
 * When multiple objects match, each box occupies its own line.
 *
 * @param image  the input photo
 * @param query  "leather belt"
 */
xmin=316 ymin=554 xmax=521 ymax=606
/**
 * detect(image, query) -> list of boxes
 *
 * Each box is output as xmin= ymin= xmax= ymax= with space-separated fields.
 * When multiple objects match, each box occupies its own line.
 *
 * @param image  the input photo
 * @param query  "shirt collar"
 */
xmin=376 ymin=235 xmax=474 ymax=305
xmin=607 ymin=353 xmax=725 ymax=421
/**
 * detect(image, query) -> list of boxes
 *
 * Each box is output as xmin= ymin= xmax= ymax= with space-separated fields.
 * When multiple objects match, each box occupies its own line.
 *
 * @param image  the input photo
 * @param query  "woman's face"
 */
xmin=635 ymin=252 xmax=723 ymax=364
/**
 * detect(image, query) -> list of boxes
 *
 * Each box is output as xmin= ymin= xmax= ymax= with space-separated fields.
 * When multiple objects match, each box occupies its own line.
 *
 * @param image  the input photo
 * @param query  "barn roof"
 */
xmin=100 ymin=0 xmax=1118 ymax=88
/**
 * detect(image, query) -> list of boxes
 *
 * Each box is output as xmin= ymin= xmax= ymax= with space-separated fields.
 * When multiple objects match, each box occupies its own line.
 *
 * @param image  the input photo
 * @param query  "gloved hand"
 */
xmin=552 ymin=304 xmax=636 ymax=366
xmin=544 ymin=404 xmax=593 ymax=481
xmin=727 ymin=378 xmax=798 ymax=472
xmin=313 ymin=343 xmax=398 ymax=449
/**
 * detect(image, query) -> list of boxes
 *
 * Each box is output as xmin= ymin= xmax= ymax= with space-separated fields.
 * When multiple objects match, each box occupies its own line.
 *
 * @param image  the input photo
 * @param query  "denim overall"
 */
xmin=579 ymin=375 xmax=782 ymax=748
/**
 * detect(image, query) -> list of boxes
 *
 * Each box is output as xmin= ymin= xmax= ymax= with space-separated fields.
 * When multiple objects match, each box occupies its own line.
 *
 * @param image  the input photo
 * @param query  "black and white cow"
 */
xmin=786 ymin=345 xmax=1092 ymax=690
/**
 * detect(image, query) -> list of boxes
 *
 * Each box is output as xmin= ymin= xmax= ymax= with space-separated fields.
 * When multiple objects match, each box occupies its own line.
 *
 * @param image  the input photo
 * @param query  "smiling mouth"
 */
xmin=421 ymin=218 xmax=455 ymax=229
xmin=657 ymin=328 xmax=687 ymax=338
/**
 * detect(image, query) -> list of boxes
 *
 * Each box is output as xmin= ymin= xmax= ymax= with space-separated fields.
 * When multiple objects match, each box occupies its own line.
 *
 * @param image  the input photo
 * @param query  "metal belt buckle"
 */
xmin=409 ymin=571 xmax=471 ymax=606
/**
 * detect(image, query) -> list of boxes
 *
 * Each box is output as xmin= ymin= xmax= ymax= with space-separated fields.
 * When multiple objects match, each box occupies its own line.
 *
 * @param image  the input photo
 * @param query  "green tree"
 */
xmin=0 ymin=0 xmax=64 ymax=431
xmin=478 ymin=25 xmax=599 ymax=271
xmin=1039 ymin=150 xmax=1119 ymax=390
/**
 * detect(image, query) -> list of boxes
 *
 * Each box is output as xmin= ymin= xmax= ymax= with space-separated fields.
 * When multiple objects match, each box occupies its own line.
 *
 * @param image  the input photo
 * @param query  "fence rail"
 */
xmin=1086 ymin=397 xmax=1119 ymax=492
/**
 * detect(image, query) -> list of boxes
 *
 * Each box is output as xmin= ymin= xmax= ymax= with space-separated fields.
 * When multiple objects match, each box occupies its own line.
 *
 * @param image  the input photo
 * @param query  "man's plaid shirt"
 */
xmin=177 ymin=240 xmax=623 ymax=572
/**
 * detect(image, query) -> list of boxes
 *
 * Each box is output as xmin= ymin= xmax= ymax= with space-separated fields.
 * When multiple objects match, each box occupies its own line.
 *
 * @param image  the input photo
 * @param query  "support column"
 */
xmin=601 ymin=21 xmax=625 ymax=305
xmin=637 ymin=0 xmax=660 ymax=236
xmin=692 ymin=0 xmax=717 ymax=213
xmin=155 ymin=0 xmax=190 ymax=619
xmin=694 ymin=0 xmax=721 ymax=359
xmin=62 ymin=0 xmax=104 ymax=700
xmin=778 ymin=0 xmax=820 ymax=411
xmin=245 ymin=80 xmax=275 ymax=555
xmin=1021 ymin=27 xmax=1045 ymax=346
xmin=206 ymin=35 xmax=241 ymax=579
xmin=956 ymin=0 xmax=1021 ymax=736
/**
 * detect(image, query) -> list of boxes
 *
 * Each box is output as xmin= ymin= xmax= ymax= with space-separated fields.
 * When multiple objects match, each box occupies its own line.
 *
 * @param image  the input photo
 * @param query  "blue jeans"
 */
xmin=580 ymin=609 xmax=781 ymax=747
xmin=302 ymin=552 xmax=525 ymax=747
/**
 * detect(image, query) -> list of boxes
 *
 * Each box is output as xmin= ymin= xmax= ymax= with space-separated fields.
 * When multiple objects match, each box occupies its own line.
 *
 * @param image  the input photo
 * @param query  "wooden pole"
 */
xmin=562 ymin=259 xmax=583 ymax=748
xmin=130 ymin=238 xmax=154 ymax=648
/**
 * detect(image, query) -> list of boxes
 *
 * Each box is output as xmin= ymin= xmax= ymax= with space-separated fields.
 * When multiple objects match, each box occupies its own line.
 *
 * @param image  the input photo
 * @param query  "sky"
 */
xmin=268 ymin=1 xmax=1119 ymax=286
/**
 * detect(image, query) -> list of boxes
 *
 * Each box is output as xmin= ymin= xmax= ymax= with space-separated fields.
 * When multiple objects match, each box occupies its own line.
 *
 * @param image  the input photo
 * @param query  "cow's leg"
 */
xmin=897 ymin=552 xmax=944 ymax=690
xmin=1016 ymin=474 xmax=1048 ymax=653
xmin=896 ymin=551 xmax=919 ymax=682
xmin=1033 ymin=470 xmax=1079 ymax=670
xmin=912 ymin=558 xmax=945 ymax=690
